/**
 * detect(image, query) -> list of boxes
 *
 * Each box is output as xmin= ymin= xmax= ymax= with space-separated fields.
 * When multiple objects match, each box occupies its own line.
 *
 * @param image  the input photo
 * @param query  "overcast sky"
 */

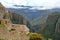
xmin=0 ymin=0 xmax=60 ymax=9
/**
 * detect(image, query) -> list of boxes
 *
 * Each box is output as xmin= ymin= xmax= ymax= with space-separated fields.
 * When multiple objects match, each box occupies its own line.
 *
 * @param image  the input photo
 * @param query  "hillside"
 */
xmin=7 ymin=7 xmax=60 ymax=33
xmin=40 ymin=12 xmax=60 ymax=40
xmin=7 ymin=8 xmax=52 ymax=32
xmin=8 ymin=8 xmax=60 ymax=26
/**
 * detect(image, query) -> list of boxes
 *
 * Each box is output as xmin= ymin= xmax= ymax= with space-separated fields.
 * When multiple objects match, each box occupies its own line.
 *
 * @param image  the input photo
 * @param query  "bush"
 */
xmin=29 ymin=33 xmax=44 ymax=40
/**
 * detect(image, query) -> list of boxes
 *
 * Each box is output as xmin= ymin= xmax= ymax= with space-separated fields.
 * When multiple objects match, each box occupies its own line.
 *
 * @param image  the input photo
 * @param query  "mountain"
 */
xmin=40 ymin=12 xmax=60 ymax=40
xmin=0 ymin=2 xmax=29 ymax=29
xmin=1 ymin=2 xmax=60 ymax=40
xmin=0 ymin=3 xmax=30 ymax=40
xmin=8 ymin=7 xmax=60 ymax=25
xmin=0 ymin=2 xmax=29 ymax=26
xmin=7 ymin=7 xmax=60 ymax=32
xmin=7 ymin=8 xmax=49 ymax=25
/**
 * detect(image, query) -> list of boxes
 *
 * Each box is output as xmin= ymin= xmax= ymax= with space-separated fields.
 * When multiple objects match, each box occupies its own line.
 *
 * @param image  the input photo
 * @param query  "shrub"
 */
xmin=29 ymin=33 xmax=44 ymax=40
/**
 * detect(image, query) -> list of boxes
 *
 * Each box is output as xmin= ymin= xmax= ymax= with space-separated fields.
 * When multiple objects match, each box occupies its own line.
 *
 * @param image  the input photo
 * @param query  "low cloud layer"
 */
xmin=0 ymin=0 xmax=60 ymax=9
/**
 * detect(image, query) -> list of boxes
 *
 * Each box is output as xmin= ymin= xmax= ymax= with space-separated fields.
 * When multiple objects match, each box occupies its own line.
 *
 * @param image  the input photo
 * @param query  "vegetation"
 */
xmin=28 ymin=33 xmax=45 ymax=40
xmin=41 ymin=12 xmax=60 ymax=40
xmin=10 ymin=13 xmax=31 ymax=29
xmin=9 ymin=28 xmax=15 ymax=32
xmin=10 ymin=13 xmax=23 ymax=24
xmin=0 ymin=24 xmax=5 ymax=28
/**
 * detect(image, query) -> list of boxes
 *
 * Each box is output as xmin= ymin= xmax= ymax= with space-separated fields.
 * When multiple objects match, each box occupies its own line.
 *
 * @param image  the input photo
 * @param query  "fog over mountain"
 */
xmin=0 ymin=0 xmax=60 ymax=9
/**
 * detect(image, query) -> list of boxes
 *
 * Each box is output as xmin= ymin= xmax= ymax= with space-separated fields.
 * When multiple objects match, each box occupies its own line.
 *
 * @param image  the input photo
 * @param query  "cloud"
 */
xmin=26 ymin=0 xmax=60 ymax=9
xmin=14 ymin=0 xmax=27 ymax=5
xmin=0 ymin=0 xmax=27 ymax=5
xmin=0 ymin=0 xmax=60 ymax=9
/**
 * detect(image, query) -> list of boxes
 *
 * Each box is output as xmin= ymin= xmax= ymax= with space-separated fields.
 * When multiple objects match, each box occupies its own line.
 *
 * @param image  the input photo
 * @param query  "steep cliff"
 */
xmin=40 ymin=12 xmax=60 ymax=40
xmin=0 ymin=3 xmax=30 ymax=28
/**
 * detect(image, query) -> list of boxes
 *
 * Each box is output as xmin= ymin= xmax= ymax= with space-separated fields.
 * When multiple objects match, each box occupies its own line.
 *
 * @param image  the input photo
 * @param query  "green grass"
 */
xmin=0 ymin=24 xmax=5 ymax=28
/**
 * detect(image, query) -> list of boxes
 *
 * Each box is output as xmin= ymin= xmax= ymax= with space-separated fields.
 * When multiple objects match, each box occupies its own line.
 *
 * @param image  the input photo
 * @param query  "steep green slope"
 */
xmin=40 ymin=12 xmax=60 ymax=40
xmin=10 ymin=12 xmax=24 ymax=24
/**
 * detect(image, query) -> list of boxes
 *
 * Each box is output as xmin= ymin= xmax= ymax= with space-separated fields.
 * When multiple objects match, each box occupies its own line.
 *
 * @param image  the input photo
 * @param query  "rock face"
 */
xmin=0 ymin=3 xmax=29 ymax=40
xmin=0 ymin=3 xmax=11 ymax=25
xmin=0 ymin=24 xmax=29 ymax=40
xmin=9 ymin=10 xmax=31 ymax=30
xmin=8 ymin=24 xmax=29 ymax=34
xmin=56 ymin=18 xmax=60 ymax=34
xmin=40 ymin=12 xmax=60 ymax=40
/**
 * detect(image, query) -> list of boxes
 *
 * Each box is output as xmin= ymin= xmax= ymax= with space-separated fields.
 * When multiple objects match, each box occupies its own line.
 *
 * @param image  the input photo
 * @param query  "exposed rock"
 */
xmin=0 ymin=3 xmax=29 ymax=40
xmin=56 ymin=18 xmax=60 ymax=34
xmin=0 ymin=24 xmax=29 ymax=40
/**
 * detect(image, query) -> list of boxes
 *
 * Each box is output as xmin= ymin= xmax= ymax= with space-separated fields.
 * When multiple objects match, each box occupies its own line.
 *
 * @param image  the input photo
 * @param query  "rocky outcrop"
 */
xmin=0 ymin=3 xmax=29 ymax=40
xmin=56 ymin=18 xmax=60 ymax=34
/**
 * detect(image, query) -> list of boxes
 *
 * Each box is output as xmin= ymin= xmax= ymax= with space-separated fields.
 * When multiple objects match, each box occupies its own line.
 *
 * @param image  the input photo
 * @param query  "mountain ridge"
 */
xmin=8 ymin=8 xmax=60 ymax=26
xmin=40 ymin=12 xmax=60 ymax=40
